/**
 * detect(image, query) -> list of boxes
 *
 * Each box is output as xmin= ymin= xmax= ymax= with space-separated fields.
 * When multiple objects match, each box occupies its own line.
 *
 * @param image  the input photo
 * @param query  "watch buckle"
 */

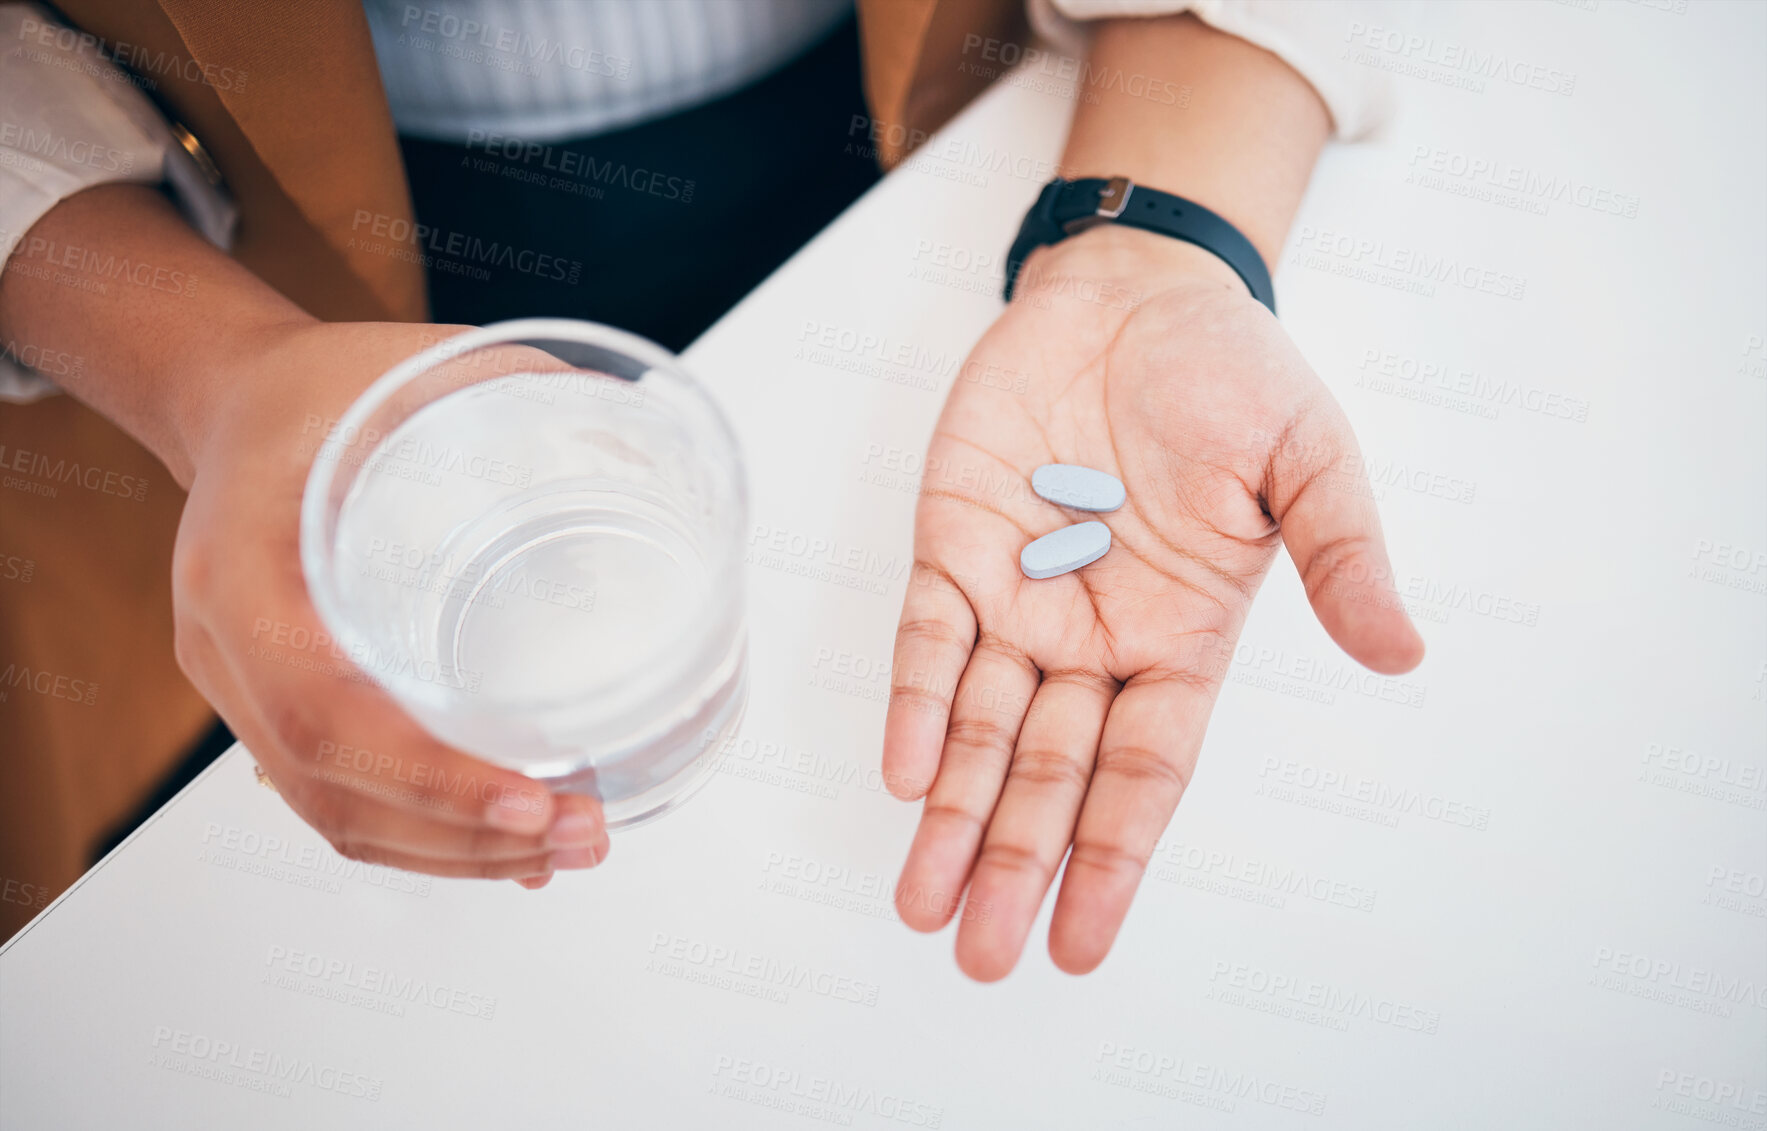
xmin=1063 ymin=176 xmax=1135 ymax=234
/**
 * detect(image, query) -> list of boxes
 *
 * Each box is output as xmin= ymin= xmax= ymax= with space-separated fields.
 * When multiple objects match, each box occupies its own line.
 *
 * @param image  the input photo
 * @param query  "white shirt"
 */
xmin=1034 ymin=0 xmax=1392 ymax=139
xmin=0 ymin=2 xmax=234 ymax=400
xmin=364 ymin=0 xmax=856 ymax=143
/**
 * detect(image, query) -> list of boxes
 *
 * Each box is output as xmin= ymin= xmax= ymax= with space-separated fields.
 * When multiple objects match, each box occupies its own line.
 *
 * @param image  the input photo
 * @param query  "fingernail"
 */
xmin=516 ymin=874 xmax=552 ymax=890
xmin=546 ymin=810 xmax=602 ymax=849
xmin=550 ymin=844 xmax=605 ymax=870
xmin=486 ymin=787 xmax=550 ymax=833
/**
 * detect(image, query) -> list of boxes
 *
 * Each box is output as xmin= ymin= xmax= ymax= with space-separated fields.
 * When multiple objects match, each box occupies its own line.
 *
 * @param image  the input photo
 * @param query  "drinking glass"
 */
xmin=300 ymin=319 xmax=747 ymax=828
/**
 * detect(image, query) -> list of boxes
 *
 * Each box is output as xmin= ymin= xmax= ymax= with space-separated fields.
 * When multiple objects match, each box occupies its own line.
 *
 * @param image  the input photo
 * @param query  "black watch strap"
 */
xmin=1004 ymin=176 xmax=1276 ymax=314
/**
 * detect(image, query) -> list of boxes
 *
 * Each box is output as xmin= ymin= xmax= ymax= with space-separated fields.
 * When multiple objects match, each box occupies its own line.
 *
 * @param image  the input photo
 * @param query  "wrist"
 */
xmin=1016 ymin=223 xmax=1253 ymax=305
xmin=170 ymin=310 xmax=320 ymax=488
xmin=1057 ymin=14 xmax=1330 ymax=269
xmin=0 ymin=184 xmax=320 ymax=490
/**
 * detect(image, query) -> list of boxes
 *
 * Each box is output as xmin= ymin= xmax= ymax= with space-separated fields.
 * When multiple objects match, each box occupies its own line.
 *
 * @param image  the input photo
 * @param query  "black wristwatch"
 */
xmin=1003 ymin=176 xmax=1275 ymax=314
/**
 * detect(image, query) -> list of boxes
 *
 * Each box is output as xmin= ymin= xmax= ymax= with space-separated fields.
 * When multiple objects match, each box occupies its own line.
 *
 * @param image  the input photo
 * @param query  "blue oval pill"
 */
xmin=1020 ymin=521 xmax=1112 ymax=580
xmin=1032 ymin=464 xmax=1125 ymax=512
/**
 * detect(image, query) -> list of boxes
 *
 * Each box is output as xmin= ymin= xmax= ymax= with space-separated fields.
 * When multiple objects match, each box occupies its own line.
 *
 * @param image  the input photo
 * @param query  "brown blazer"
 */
xmin=0 ymin=0 xmax=1031 ymax=938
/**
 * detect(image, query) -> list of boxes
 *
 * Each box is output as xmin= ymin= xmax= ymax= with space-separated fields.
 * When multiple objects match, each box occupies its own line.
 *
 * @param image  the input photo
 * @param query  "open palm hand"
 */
xmin=883 ymin=229 xmax=1424 ymax=980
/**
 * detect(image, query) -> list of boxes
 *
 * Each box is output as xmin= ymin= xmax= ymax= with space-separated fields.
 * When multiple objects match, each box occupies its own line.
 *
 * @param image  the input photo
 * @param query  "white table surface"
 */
xmin=4 ymin=4 xmax=1764 ymax=1128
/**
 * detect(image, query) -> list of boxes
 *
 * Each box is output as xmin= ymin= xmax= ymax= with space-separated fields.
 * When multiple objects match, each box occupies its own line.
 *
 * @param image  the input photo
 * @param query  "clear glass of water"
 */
xmin=300 ymin=319 xmax=747 ymax=828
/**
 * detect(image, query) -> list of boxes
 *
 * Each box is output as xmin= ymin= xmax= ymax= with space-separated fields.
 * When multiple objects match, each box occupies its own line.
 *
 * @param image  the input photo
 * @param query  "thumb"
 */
xmin=1261 ymin=409 xmax=1426 ymax=676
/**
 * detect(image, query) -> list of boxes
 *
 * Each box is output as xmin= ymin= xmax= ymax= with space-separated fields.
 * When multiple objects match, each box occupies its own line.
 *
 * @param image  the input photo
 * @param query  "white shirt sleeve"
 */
xmin=1028 ymin=0 xmax=1396 ymax=140
xmin=0 ymin=2 xmax=236 ymax=402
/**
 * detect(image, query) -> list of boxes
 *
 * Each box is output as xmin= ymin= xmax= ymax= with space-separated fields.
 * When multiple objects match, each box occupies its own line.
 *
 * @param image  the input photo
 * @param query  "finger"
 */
xmin=331 ymin=843 xmax=561 ymax=882
xmin=177 ymin=604 xmax=583 ymax=872
xmin=170 ymin=496 xmax=562 ymax=835
xmin=212 ymin=662 xmax=609 ymax=877
xmin=296 ymin=787 xmax=607 ymax=866
xmin=318 ymin=796 xmax=608 ymax=880
xmin=955 ymin=671 xmax=1115 ymax=982
xmin=894 ymin=637 xmax=1039 ymax=932
xmin=1265 ymin=409 xmax=1425 ymax=675
xmin=208 ymin=604 xmax=557 ymax=834
xmin=516 ymin=874 xmax=554 ymax=890
xmin=882 ymin=561 xmax=978 ymax=799
xmin=1049 ymin=674 xmax=1208 ymax=975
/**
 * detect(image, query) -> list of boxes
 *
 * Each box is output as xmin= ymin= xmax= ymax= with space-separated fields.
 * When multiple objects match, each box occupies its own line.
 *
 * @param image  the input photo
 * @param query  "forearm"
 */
xmin=0 ymin=184 xmax=314 ymax=486
xmin=1060 ymin=13 xmax=1331 ymax=269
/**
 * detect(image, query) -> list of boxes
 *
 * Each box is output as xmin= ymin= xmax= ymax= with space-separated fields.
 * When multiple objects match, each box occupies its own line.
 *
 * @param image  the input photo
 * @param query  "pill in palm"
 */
xmin=1020 ymin=520 xmax=1112 ymax=579
xmin=1031 ymin=464 xmax=1125 ymax=512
